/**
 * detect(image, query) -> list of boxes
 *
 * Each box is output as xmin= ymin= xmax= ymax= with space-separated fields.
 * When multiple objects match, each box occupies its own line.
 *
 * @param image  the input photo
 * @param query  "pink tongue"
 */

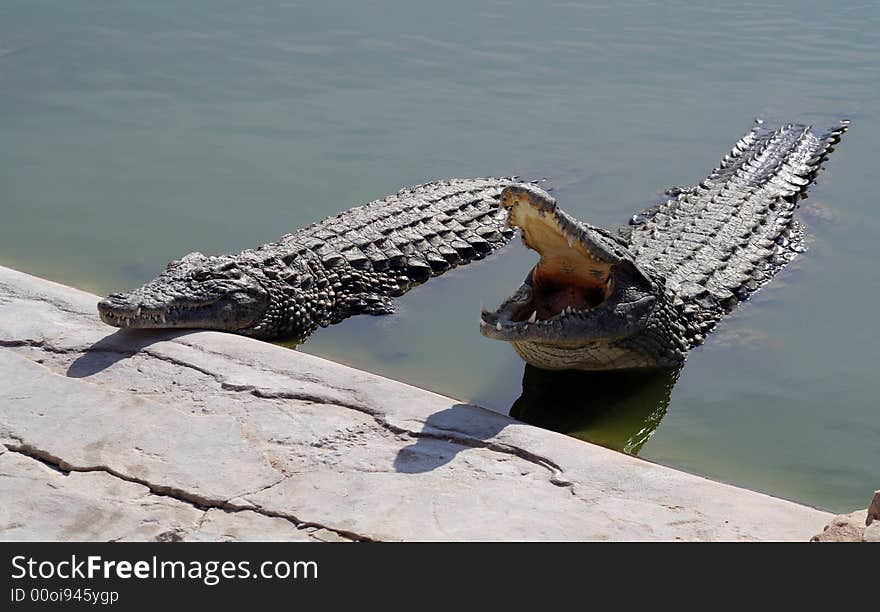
xmin=530 ymin=260 xmax=612 ymax=319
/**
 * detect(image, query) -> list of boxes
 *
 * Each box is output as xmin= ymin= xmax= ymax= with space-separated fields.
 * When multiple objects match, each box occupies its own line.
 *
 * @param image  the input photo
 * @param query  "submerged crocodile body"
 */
xmin=480 ymin=120 xmax=849 ymax=370
xmin=100 ymin=119 xmax=848 ymax=372
xmin=99 ymin=178 xmax=517 ymax=339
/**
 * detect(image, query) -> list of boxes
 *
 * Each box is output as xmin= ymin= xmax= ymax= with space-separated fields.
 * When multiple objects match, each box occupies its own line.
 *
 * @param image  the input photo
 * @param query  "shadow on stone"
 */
xmin=394 ymin=364 xmax=682 ymax=474
xmin=394 ymin=365 xmax=681 ymax=474
xmin=67 ymin=328 xmax=197 ymax=378
xmin=393 ymin=403 xmax=509 ymax=474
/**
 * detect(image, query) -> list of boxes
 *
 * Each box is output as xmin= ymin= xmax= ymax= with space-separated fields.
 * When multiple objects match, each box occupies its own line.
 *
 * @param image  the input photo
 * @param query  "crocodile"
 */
xmin=98 ymin=178 xmax=519 ymax=339
xmin=479 ymin=120 xmax=849 ymax=370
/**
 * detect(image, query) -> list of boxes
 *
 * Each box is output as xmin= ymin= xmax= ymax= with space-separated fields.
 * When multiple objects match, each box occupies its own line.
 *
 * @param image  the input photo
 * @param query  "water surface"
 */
xmin=2 ymin=0 xmax=878 ymax=512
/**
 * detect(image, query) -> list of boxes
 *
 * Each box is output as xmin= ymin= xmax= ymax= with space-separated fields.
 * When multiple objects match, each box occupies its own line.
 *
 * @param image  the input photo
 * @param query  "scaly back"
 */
xmin=627 ymin=120 xmax=848 ymax=324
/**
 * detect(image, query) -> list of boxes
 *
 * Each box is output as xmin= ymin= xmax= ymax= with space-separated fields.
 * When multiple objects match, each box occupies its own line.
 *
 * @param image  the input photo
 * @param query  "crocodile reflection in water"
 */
xmin=509 ymin=365 xmax=680 ymax=454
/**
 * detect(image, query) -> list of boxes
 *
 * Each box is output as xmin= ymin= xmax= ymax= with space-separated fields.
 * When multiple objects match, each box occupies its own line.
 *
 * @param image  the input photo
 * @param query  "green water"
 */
xmin=2 ymin=1 xmax=877 ymax=513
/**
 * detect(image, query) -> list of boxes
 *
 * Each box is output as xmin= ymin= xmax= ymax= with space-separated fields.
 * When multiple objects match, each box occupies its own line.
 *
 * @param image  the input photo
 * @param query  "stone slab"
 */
xmin=0 ymin=265 xmax=833 ymax=541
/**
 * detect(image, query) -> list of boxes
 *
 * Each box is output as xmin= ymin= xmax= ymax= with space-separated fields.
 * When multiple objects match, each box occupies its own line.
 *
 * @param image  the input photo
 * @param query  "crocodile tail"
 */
xmin=628 ymin=119 xmax=849 ymax=320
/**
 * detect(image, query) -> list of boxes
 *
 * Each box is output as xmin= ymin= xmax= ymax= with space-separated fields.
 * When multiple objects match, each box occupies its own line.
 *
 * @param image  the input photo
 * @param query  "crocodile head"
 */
xmin=98 ymin=252 xmax=270 ymax=334
xmin=480 ymin=184 xmax=681 ymax=370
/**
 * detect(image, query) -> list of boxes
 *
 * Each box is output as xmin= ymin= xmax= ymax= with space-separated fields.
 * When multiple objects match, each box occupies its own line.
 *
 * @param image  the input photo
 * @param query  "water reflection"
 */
xmin=509 ymin=364 xmax=681 ymax=454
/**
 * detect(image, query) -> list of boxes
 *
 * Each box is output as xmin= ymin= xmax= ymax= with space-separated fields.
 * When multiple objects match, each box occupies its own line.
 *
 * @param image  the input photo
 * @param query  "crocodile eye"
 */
xmin=193 ymin=270 xmax=212 ymax=281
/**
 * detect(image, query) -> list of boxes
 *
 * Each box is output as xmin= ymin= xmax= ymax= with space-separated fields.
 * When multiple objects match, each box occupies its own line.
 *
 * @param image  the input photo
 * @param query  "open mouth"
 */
xmin=480 ymin=185 xmax=618 ymax=336
xmin=508 ymin=201 xmax=613 ymax=322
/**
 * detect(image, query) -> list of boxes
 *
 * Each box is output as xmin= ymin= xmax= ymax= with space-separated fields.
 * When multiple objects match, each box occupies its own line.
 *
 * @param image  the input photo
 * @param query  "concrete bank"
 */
xmin=0 ymin=265 xmax=831 ymax=541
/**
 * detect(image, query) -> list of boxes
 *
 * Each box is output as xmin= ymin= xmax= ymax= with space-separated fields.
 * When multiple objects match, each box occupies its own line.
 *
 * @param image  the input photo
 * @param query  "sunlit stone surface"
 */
xmin=0 ymin=266 xmax=832 ymax=541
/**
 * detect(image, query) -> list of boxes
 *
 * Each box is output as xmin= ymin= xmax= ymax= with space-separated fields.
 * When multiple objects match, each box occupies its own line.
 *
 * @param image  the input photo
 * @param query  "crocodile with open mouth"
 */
xmin=479 ymin=120 xmax=849 ymax=370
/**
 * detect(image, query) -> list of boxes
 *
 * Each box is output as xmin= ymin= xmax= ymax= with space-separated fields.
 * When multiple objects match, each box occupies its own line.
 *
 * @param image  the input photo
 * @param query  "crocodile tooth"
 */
xmin=567 ymin=234 xmax=574 ymax=248
xmin=479 ymin=318 xmax=487 ymax=328
xmin=495 ymin=322 xmax=502 ymax=331
xmin=528 ymin=310 xmax=537 ymax=324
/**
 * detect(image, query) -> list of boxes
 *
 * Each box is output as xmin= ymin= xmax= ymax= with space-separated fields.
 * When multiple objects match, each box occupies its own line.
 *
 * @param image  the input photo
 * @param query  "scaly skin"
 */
xmin=99 ymin=178 xmax=517 ymax=339
xmin=480 ymin=120 xmax=849 ymax=370
xmin=100 ymin=120 xmax=848 ymax=370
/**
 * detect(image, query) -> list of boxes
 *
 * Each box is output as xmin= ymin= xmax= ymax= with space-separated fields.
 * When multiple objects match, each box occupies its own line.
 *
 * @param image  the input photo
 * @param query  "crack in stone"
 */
xmin=246 ymin=385 xmax=571 ymax=485
xmin=387 ymin=422 xmax=572 ymax=487
xmin=247 ymin=386 xmax=377 ymax=415
xmin=141 ymin=348 xmax=230 ymax=380
xmin=3 ymin=337 xmax=572 ymax=489
xmin=172 ymin=337 xmax=344 ymax=388
xmin=2 ymin=442 xmax=372 ymax=542
xmin=233 ymin=474 xmax=289 ymax=502
xmin=193 ymin=510 xmax=210 ymax=532
xmin=0 ymin=284 xmax=96 ymax=318
xmin=1 ymin=339 xmax=70 ymax=352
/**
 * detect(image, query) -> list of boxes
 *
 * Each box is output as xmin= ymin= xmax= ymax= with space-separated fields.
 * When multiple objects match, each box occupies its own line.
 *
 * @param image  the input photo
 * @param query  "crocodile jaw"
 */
xmin=97 ymin=253 xmax=269 ymax=333
xmin=505 ymin=188 xmax=615 ymax=323
xmin=480 ymin=184 xmax=665 ymax=370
